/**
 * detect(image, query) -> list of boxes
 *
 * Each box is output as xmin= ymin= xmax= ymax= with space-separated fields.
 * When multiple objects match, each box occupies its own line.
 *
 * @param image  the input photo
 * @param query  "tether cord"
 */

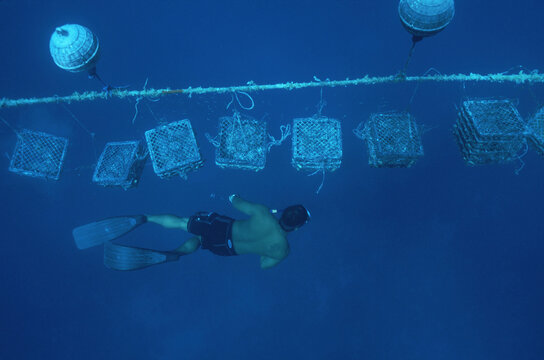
xmin=1 ymin=71 xmax=544 ymax=109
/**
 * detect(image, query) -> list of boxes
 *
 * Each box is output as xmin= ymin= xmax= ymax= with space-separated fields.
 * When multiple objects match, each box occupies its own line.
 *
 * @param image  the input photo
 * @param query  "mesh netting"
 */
xmin=292 ymin=116 xmax=342 ymax=171
xmin=8 ymin=129 xmax=68 ymax=180
xmin=145 ymin=120 xmax=203 ymax=179
xmin=527 ymin=107 xmax=544 ymax=157
xmin=453 ymin=99 xmax=525 ymax=165
xmin=216 ymin=113 xmax=267 ymax=171
xmin=359 ymin=112 xmax=424 ymax=168
xmin=92 ymin=141 xmax=147 ymax=189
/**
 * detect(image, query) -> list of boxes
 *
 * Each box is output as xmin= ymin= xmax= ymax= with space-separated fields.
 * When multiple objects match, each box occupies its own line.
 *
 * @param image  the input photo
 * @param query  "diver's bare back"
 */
xmin=232 ymin=210 xmax=290 ymax=259
xmin=230 ymin=196 xmax=290 ymax=267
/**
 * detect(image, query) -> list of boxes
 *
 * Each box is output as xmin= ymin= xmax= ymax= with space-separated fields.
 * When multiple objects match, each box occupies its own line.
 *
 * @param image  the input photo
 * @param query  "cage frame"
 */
xmin=454 ymin=99 xmax=526 ymax=165
xmin=461 ymin=99 xmax=526 ymax=141
xmin=92 ymin=140 xmax=147 ymax=189
xmin=8 ymin=129 xmax=69 ymax=180
xmin=291 ymin=115 xmax=343 ymax=172
xmin=526 ymin=107 xmax=544 ymax=156
xmin=215 ymin=114 xmax=268 ymax=171
xmin=363 ymin=112 xmax=424 ymax=168
xmin=144 ymin=119 xmax=203 ymax=179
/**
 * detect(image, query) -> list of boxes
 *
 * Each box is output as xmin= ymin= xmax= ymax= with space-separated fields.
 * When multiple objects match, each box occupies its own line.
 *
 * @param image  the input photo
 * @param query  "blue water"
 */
xmin=0 ymin=1 xmax=543 ymax=359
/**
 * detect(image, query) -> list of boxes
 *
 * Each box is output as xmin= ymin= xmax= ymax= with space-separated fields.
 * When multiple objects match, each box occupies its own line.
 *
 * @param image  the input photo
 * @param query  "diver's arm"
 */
xmin=229 ymin=194 xmax=267 ymax=216
xmin=146 ymin=214 xmax=188 ymax=231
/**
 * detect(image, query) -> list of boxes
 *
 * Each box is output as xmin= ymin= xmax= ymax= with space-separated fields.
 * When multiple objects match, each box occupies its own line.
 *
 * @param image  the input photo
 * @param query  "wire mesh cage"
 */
xmin=453 ymin=99 xmax=526 ymax=165
xmin=215 ymin=113 xmax=267 ymax=171
xmin=144 ymin=120 xmax=203 ymax=179
xmin=358 ymin=112 xmax=424 ymax=168
xmin=92 ymin=141 xmax=147 ymax=189
xmin=526 ymin=107 xmax=544 ymax=157
xmin=8 ymin=129 xmax=69 ymax=180
xmin=292 ymin=116 xmax=342 ymax=172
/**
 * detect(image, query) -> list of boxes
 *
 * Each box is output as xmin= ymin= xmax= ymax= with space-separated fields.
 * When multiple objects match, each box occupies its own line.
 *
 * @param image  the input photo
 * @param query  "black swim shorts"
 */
xmin=187 ymin=212 xmax=237 ymax=256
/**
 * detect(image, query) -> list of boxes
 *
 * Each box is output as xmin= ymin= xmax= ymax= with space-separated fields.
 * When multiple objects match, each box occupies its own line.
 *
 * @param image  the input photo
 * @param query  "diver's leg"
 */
xmin=175 ymin=236 xmax=201 ymax=254
xmin=146 ymin=214 xmax=189 ymax=231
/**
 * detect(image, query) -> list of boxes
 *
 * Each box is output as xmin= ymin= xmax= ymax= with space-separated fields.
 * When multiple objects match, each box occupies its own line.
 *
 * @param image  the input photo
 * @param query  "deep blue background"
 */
xmin=0 ymin=1 xmax=543 ymax=359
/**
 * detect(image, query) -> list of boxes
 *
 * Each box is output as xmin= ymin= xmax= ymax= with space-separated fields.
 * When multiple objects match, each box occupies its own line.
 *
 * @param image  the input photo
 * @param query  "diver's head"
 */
xmin=278 ymin=205 xmax=311 ymax=232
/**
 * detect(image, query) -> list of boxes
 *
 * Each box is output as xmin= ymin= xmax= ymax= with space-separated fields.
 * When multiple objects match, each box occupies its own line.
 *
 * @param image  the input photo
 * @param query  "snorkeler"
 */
xmin=72 ymin=194 xmax=311 ymax=270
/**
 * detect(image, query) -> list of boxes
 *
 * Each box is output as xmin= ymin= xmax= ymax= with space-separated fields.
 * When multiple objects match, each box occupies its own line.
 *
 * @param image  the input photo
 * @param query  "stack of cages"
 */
xmin=292 ymin=115 xmax=342 ymax=172
xmin=144 ymin=120 xmax=203 ymax=179
xmin=92 ymin=141 xmax=147 ymax=190
xmin=215 ymin=112 xmax=267 ymax=171
xmin=526 ymin=107 xmax=544 ymax=157
xmin=8 ymin=129 xmax=69 ymax=180
xmin=361 ymin=112 xmax=424 ymax=168
xmin=453 ymin=99 xmax=526 ymax=165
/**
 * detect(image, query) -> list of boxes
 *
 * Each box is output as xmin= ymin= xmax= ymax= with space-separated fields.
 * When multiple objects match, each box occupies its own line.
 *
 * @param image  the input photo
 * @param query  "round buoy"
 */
xmin=398 ymin=0 xmax=455 ymax=38
xmin=49 ymin=24 xmax=100 ymax=73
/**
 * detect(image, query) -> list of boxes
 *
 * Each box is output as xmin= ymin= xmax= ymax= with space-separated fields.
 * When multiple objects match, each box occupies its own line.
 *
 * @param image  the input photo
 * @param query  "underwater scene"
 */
xmin=0 ymin=0 xmax=543 ymax=359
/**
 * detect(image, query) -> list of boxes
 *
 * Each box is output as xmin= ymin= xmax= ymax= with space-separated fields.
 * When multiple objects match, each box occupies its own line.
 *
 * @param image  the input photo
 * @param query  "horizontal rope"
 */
xmin=1 ymin=72 xmax=543 ymax=109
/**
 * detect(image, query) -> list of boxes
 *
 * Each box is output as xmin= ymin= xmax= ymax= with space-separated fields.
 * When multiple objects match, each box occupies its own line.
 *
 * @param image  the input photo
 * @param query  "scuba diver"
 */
xmin=72 ymin=195 xmax=311 ymax=271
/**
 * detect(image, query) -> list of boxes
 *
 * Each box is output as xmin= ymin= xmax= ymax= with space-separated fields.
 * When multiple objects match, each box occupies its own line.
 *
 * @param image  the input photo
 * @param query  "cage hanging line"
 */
xmin=1 ymin=71 xmax=543 ymax=110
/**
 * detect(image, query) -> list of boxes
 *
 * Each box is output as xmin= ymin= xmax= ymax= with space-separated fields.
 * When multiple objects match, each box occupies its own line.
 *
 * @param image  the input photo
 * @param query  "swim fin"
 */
xmin=103 ymin=242 xmax=181 ymax=271
xmin=72 ymin=215 xmax=147 ymax=250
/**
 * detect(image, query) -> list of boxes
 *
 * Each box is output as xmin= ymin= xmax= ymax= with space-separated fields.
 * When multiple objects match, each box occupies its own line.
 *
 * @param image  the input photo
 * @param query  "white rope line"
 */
xmin=0 ymin=115 xmax=18 ymax=135
xmin=205 ymin=132 xmax=220 ymax=148
xmin=267 ymin=124 xmax=291 ymax=152
xmin=352 ymin=121 xmax=366 ymax=140
xmin=515 ymin=140 xmax=530 ymax=175
xmin=2 ymin=72 xmax=544 ymax=109
xmin=307 ymin=167 xmax=326 ymax=195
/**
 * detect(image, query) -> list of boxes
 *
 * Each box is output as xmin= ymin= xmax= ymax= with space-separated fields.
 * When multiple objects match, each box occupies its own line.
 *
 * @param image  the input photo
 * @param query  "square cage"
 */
xmin=145 ymin=120 xmax=203 ymax=179
xmin=362 ymin=112 xmax=424 ymax=168
xmin=453 ymin=99 xmax=525 ymax=165
xmin=92 ymin=141 xmax=147 ymax=189
xmin=215 ymin=114 xmax=267 ymax=171
xmin=8 ymin=129 xmax=68 ymax=180
xmin=292 ymin=116 xmax=342 ymax=171
xmin=526 ymin=107 xmax=544 ymax=157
